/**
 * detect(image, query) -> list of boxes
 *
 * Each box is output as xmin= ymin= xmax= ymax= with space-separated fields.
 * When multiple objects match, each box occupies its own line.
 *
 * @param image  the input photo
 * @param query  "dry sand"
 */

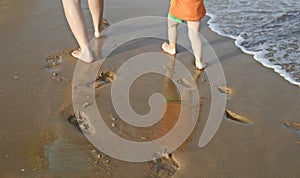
xmin=0 ymin=0 xmax=299 ymax=177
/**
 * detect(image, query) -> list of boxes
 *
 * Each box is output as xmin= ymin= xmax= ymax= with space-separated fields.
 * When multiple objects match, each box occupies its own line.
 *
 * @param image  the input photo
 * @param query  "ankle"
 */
xmin=94 ymin=30 xmax=100 ymax=38
xmin=169 ymin=43 xmax=176 ymax=50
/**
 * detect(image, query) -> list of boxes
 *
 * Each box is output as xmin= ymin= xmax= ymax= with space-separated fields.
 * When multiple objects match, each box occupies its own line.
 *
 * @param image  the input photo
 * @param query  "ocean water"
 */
xmin=204 ymin=0 xmax=300 ymax=86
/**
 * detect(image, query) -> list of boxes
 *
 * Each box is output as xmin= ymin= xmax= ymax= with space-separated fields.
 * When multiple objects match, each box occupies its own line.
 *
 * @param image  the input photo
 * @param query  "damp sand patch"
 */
xmin=24 ymin=131 xmax=58 ymax=170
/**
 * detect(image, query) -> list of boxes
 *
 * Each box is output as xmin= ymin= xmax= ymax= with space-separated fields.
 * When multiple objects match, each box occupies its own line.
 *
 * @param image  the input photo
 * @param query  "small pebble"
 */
xmin=21 ymin=169 xmax=25 ymax=172
xmin=111 ymin=123 xmax=115 ymax=128
xmin=53 ymin=73 xmax=58 ymax=76
xmin=14 ymin=76 xmax=18 ymax=79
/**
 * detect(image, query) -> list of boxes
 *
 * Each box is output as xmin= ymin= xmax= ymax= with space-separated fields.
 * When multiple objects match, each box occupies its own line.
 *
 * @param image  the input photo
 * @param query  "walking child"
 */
xmin=162 ymin=0 xmax=206 ymax=70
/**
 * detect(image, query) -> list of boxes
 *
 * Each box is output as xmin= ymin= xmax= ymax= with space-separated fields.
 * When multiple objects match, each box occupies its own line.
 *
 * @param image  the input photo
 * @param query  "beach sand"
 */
xmin=0 ymin=0 xmax=299 ymax=177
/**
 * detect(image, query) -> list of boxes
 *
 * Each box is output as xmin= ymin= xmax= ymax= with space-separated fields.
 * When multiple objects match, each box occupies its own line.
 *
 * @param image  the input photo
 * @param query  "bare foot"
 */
xmin=195 ymin=61 xmax=206 ymax=70
xmin=94 ymin=18 xmax=110 ymax=38
xmin=161 ymin=42 xmax=176 ymax=56
xmin=94 ymin=32 xmax=101 ymax=38
xmin=71 ymin=49 xmax=94 ymax=63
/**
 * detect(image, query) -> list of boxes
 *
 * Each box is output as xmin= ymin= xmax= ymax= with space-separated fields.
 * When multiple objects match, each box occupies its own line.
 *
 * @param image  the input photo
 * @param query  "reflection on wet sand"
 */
xmin=142 ymin=57 xmax=180 ymax=140
xmin=143 ymin=56 xmax=203 ymax=142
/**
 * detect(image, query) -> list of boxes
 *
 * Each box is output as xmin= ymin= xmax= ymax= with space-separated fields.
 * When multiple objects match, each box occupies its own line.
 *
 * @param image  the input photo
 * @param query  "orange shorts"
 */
xmin=169 ymin=0 xmax=206 ymax=21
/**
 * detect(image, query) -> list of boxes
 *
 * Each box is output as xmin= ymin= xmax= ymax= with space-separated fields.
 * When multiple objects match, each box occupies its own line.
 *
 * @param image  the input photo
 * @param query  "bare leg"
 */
xmin=62 ymin=0 xmax=94 ymax=63
xmin=187 ymin=21 xmax=205 ymax=69
xmin=162 ymin=17 xmax=179 ymax=55
xmin=88 ymin=0 xmax=104 ymax=38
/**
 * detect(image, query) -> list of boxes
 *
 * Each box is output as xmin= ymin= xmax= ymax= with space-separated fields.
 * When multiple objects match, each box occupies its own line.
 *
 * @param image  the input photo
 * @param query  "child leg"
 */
xmin=62 ymin=0 xmax=94 ymax=63
xmin=187 ymin=21 xmax=205 ymax=69
xmin=88 ymin=0 xmax=104 ymax=38
xmin=162 ymin=17 xmax=179 ymax=55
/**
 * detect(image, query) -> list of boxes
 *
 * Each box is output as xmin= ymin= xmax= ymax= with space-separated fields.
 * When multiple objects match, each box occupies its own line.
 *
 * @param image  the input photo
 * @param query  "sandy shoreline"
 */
xmin=0 ymin=0 xmax=300 ymax=177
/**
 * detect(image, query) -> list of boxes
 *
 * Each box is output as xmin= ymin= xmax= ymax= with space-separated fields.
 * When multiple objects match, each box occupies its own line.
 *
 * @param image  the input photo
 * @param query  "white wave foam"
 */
xmin=204 ymin=0 xmax=300 ymax=87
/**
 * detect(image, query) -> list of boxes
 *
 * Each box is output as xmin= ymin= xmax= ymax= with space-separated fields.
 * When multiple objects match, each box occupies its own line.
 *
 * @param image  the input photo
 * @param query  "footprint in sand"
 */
xmin=217 ymin=86 xmax=233 ymax=97
xmin=91 ymin=70 xmax=116 ymax=89
xmin=45 ymin=53 xmax=65 ymax=72
xmin=68 ymin=112 xmax=108 ymax=133
xmin=283 ymin=121 xmax=300 ymax=131
xmin=68 ymin=114 xmax=82 ymax=132
xmin=177 ymin=77 xmax=196 ymax=89
xmin=225 ymin=109 xmax=253 ymax=125
xmin=99 ymin=70 xmax=115 ymax=83
xmin=90 ymin=149 xmax=115 ymax=176
xmin=148 ymin=153 xmax=179 ymax=177
xmin=283 ymin=122 xmax=300 ymax=144
xmin=45 ymin=49 xmax=74 ymax=72
xmin=71 ymin=111 xmax=95 ymax=135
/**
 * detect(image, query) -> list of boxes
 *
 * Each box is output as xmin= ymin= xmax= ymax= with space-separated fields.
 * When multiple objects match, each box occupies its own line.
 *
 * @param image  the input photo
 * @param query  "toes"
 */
xmin=161 ymin=42 xmax=169 ymax=51
xmin=162 ymin=42 xmax=168 ymax=48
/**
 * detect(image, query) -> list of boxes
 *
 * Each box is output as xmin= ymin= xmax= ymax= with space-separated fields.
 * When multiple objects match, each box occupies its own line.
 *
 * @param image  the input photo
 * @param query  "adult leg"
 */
xmin=62 ymin=0 xmax=94 ymax=63
xmin=162 ymin=17 xmax=179 ymax=55
xmin=88 ymin=0 xmax=104 ymax=38
xmin=187 ymin=21 xmax=205 ymax=69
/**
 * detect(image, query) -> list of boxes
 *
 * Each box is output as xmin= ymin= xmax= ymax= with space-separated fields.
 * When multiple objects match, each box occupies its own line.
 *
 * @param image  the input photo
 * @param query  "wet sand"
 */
xmin=0 ymin=0 xmax=299 ymax=177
